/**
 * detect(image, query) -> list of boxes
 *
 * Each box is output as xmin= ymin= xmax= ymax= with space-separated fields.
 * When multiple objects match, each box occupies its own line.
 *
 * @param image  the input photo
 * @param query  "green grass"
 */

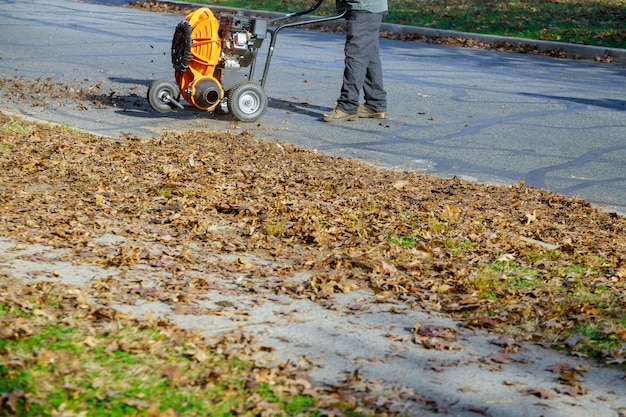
xmin=60 ymin=122 xmax=82 ymax=133
xmin=155 ymin=186 xmax=173 ymax=196
xmin=0 ymin=283 xmax=352 ymax=416
xmin=179 ymin=0 xmax=625 ymax=48
xmin=388 ymin=234 xmax=419 ymax=248
xmin=2 ymin=120 xmax=31 ymax=135
xmin=567 ymin=323 xmax=625 ymax=359
xmin=444 ymin=239 xmax=473 ymax=255
xmin=472 ymin=260 xmax=541 ymax=299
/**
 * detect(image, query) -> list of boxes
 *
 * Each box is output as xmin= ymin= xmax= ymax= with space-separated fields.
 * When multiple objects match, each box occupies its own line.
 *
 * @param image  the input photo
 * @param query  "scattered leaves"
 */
xmin=1 ymin=112 xmax=625 ymax=364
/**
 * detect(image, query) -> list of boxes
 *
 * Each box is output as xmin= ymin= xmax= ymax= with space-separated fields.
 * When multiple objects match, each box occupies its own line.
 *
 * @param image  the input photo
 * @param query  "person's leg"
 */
xmin=335 ymin=11 xmax=378 ymax=115
xmin=362 ymin=15 xmax=386 ymax=113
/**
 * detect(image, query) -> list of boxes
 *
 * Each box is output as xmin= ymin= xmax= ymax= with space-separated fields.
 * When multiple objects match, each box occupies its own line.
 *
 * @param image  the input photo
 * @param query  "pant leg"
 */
xmin=336 ymin=11 xmax=386 ymax=114
xmin=363 ymin=26 xmax=387 ymax=112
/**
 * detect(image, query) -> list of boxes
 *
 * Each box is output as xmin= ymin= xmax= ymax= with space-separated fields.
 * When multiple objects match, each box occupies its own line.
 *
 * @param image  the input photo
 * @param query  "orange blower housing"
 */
xmin=150 ymin=6 xmax=268 ymax=121
xmin=173 ymin=8 xmax=223 ymax=111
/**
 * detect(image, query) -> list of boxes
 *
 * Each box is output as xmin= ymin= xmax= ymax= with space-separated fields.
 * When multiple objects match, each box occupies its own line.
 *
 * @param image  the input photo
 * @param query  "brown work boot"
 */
xmin=323 ymin=108 xmax=358 ymax=123
xmin=358 ymin=104 xmax=387 ymax=119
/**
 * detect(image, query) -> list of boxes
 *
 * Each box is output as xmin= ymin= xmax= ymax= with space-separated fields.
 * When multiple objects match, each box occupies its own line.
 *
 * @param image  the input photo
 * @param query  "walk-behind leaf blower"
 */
xmin=147 ymin=0 xmax=346 ymax=122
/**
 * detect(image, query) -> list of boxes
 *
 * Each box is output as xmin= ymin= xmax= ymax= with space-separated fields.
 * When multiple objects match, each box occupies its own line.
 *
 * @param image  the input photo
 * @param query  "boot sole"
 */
xmin=359 ymin=113 xmax=387 ymax=119
xmin=323 ymin=114 xmax=359 ymax=123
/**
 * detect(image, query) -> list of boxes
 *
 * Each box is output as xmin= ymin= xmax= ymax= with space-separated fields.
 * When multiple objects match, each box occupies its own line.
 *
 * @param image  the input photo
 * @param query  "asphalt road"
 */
xmin=1 ymin=0 xmax=625 ymax=214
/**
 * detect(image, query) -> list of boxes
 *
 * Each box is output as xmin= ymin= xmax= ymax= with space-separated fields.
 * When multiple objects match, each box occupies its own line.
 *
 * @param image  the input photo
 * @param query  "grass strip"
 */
xmin=173 ymin=0 xmax=625 ymax=48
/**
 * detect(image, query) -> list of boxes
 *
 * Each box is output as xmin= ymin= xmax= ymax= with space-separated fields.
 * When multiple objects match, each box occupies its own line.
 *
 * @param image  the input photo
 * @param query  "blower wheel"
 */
xmin=227 ymin=82 xmax=268 ymax=123
xmin=171 ymin=21 xmax=192 ymax=74
xmin=147 ymin=79 xmax=181 ymax=113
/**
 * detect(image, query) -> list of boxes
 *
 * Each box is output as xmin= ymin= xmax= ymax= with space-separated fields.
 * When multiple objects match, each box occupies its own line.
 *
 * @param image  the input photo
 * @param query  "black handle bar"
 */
xmin=258 ymin=0 xmax=347 ymax=87
xmin=269 ymin=0 xmax=326 ymax=22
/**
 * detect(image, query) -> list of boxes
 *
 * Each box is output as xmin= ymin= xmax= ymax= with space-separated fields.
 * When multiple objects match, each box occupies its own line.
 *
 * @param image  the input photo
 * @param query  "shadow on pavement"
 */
xmin=268 ymin=97 xmax=331 ymax=120
xmin=521 ymin=93 xmax=626 ymax=111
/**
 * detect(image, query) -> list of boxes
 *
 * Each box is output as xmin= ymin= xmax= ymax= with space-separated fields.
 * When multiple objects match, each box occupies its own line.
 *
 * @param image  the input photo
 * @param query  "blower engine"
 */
xmin=148 ymin=7 xmax=268 ymax=122
xmin=147 ymin=2 xmax=346 ymax=122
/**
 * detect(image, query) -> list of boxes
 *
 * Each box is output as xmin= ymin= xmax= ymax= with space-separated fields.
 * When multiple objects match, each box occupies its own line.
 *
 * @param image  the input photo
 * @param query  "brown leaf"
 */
xmin=466 ymin=405 xmax=490 ymax=415
xmin=614 ymin=264 xmax=626 ymax=280
xmin=555 ymin=385 xmax=588 ymax=397
xmin=489 ymin=335 xmax=519 ymax=352
xmin=419 ymin=338 xmax=463 ymax=351
xmin=557 ymin=370 xmax=581 ymax=386
xmin=161 ymin=365 xmax=185 ymax=387
xmin=503 ymin=380 xmax=522 ymax=386
xmin=425 ymin=399 xmax=459 ymax=413
xmin=546 ymin=362 xmax=572 ymax=374
xmin=3 ymin=390 xmax=25 ymax=412
xmin=147 ymin=405 xmax=178 ymax=417
xmin=582 ymin=303 xmax=603 ymax=316
xmin=413 ymin=324 xmax=457 ymax=340
xmin=520 ymin=386 xmax=556 ymax=399
xmin=564 ymin=335 xmax=585 ymax=349
xmin=426 ymin=363 xmax=445 ymax=372
xmin=482 ymin=351 xmax=511 ymax=365
xmin=374 ymin=260 xmax=397 ymax=275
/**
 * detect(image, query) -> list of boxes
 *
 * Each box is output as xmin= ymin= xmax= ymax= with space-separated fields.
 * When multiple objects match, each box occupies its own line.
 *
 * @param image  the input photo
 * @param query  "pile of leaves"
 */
xmin=1 ymin=113 xmax=625 ymax=368
xmin=0 ymin=75 xmax=144 ymax=111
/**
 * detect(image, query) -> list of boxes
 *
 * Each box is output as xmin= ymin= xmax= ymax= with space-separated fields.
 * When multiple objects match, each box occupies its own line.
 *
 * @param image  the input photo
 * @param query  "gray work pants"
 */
xmin=336 ymin=11 xmax=387 ymax=114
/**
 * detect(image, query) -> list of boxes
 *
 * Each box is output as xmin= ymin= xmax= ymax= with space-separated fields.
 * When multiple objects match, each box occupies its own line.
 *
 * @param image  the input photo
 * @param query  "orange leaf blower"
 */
xmin=147 ymin=1 xmax=346 ymax=122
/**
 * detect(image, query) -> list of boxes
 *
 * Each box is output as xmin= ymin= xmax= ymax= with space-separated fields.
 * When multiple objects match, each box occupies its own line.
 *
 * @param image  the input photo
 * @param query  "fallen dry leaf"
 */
xmin=520 ymin=386 xmax=556 ymax=400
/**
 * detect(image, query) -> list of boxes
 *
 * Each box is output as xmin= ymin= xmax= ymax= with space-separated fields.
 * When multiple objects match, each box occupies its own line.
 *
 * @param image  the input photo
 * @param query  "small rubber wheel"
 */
xmin=148 ymin=79 xmax=180 ymax=113
xmin=227 ymin=82 xmax=268 ymax=122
